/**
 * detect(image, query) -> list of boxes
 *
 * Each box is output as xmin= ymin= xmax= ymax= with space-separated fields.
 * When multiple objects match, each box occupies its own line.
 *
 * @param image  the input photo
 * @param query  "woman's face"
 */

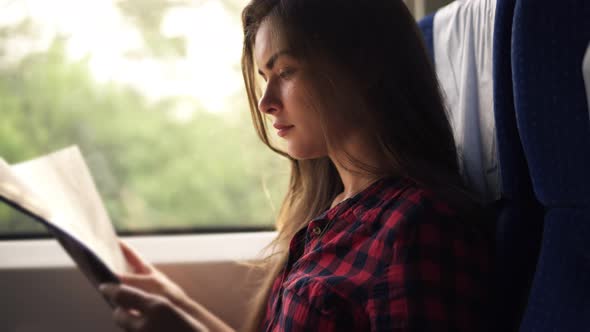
xmin=253 ymin=19 xmax=328 ymax=160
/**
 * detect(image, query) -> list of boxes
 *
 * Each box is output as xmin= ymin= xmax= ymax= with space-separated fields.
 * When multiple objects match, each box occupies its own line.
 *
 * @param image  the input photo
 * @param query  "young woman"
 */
xmin=100 ymin=0 xmax=493 ymax=331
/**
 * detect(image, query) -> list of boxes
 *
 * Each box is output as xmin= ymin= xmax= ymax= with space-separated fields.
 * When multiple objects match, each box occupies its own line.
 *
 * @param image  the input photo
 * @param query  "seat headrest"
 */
xmin=512 ymin=0 xmax=590 ymax=206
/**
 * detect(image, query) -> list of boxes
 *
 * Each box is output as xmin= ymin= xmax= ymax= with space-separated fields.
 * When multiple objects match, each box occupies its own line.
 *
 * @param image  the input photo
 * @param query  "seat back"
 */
xmin=418 ymin=1 xmax=545 ymax=330
xmin=417 ymin=13 xmax=435 ymax=64
xmin=492 ymin=1 xmax=544 ymax=330
xmin=511 ymin=0 xmax=590 ymax=331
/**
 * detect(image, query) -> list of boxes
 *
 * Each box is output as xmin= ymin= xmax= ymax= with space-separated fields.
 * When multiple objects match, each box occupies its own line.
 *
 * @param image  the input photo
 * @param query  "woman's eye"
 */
xmin=278 ymin=68 xmax=295 ymax=79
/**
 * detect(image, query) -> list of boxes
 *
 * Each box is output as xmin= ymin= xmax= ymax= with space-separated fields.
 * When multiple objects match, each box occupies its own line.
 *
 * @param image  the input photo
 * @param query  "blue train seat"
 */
xmin=418 ymin=1 xmax=545 ymax=330
xmin=511 ymin=0 xmax=590 ymax=331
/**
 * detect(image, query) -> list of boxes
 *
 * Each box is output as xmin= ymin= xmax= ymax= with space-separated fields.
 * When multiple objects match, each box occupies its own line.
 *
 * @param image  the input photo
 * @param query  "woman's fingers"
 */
xmin=113 ymin=306 xmax=144 ymax=331
xmin=100 ymin=283 xmax=156 ymax=311
xmin=115 ymin=271 xmax=189 ymax=314
xmin=101 ymin=283 xmax=204 ymax=332
xmin=118 ymin=273 xmax=162 ymax=294
xmin=119 ymin=240 xmax=152 ymax=274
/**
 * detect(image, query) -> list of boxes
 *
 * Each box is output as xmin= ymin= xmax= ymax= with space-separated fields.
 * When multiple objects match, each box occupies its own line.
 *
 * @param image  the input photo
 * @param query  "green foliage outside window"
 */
xmin=0 ymin=0 xmax=288 ymax=236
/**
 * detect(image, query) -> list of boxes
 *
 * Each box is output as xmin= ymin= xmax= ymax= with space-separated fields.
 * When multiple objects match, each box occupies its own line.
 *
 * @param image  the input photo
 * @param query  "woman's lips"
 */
xmin=273 ymin=124 xmax=294 ymax=137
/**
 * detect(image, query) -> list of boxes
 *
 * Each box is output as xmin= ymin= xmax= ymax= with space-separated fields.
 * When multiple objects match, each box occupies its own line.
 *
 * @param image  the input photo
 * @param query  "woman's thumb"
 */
xmin=119 ymin=240 xmax=152 ymax=274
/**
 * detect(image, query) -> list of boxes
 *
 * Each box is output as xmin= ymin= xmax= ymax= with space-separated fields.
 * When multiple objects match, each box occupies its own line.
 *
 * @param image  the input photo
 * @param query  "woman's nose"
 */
xmin=258 ymin=84 xmax=281 ymax=115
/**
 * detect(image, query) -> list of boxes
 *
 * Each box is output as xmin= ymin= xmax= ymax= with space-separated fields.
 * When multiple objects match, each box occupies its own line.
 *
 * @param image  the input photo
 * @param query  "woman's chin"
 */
xmin=286 ymin=145 xmax=328 ymax=161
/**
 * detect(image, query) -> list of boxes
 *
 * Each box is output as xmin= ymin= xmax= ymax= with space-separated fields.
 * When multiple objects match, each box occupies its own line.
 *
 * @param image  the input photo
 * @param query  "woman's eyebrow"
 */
xmin=258 ymin=50 xmax=294 ymax=76
xmin=265 ymin=50 xmax=293 ymax=69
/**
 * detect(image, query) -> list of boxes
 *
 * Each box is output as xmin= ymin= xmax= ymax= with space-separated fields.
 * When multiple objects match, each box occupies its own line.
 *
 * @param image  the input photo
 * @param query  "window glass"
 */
xmin=0 ymin=0 xmax=288 ymax=237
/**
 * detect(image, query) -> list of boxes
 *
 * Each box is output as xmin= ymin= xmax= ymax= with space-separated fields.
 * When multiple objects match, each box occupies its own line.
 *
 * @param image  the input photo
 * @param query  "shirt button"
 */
xmin=312 ymin=226 xmax=322 ymax=236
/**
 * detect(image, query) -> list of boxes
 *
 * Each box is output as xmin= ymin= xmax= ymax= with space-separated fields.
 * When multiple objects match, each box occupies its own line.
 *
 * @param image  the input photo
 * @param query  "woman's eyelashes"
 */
xmin=258 ymin=66 xmax=297 ymax=87
xmin=278 ymin=67 xmax=295 ymax=79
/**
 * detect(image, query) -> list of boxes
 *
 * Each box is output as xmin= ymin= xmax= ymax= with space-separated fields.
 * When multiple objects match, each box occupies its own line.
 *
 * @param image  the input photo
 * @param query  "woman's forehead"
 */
xmin=253 ymin=20 xmax=289 ymax=67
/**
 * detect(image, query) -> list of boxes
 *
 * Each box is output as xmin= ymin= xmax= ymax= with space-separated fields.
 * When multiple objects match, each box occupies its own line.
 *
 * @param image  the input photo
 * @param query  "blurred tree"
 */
xmin=0 ymin=0 xmax=288 ymax=236
xmin=116 ymin=0 xmax=193 ymax=58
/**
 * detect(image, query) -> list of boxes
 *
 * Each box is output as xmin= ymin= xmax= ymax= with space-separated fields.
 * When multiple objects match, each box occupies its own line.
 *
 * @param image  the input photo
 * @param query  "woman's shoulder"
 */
xmin=364 ymin=180 xmax=493 ymax=332
xmin=356 ymin=177 xmax=490 ymax=250
xmin=360 ymin=177 xmax=493 ymax=286
xmin=354 ymin=177 xmax=457 ymax=228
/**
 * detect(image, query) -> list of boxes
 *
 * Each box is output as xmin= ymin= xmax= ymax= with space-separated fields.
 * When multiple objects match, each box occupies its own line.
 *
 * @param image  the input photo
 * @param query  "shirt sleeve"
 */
xmin=366 ymin=202 xmax=492 ymax=331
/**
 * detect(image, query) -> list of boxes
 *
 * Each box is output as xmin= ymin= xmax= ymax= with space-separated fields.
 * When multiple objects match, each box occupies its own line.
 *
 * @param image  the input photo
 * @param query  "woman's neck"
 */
xmin=329 ymin=136 xmax=385 ymax=208
xmin=341 ymin=171 xmax=380 ymax=197
xmin=330 ymin=170 xmax=381 ymax=208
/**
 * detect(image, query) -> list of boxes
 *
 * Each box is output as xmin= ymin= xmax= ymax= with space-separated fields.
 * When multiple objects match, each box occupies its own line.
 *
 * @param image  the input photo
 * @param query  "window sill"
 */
xmin=0 ymin=231 xmax=277 ymax=269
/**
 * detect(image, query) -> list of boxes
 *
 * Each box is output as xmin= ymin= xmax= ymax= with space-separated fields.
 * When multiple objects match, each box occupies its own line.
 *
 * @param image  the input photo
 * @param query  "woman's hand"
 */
xmin=111 ymin=240 xmax=235 ymax=332
xmin=116 ymin=240 xmax=189 ymax=309
xmin=100 ymin=283 xmax=208 ymax=332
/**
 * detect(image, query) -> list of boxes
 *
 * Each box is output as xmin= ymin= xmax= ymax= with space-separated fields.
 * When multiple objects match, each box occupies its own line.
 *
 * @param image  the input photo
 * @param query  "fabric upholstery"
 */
xmin=417 ymin=13 xmax=435 ymax=64
xmin=584 ymin=45 xmax=590 ymax=121
xmin=512 ymin=0 xmax=590 ymax=331
xmin=491 ymin=0 xmax=544 ymax=330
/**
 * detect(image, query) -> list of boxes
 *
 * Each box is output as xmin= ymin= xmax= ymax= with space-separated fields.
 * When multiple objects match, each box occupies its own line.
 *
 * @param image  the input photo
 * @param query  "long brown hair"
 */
xmin=240 ymin=0 xmax=480 ymax=330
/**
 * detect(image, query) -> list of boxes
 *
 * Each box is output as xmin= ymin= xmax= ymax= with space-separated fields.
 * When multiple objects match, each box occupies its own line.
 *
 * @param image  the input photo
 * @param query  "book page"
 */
xmin=0 ymin=159 xmax=51 ymax=220
xmin=10 ymin=146 xmax=130 ymax=275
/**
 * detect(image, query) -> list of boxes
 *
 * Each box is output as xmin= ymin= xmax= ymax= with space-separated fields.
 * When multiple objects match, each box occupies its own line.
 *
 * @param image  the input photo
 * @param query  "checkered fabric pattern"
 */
xmin=261 ymin=177 xmax=492 ymax=331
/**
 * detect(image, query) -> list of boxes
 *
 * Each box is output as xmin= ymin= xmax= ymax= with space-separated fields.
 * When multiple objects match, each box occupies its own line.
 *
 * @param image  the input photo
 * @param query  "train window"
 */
xmin=0 ymin=0 xmax=288 ymax=237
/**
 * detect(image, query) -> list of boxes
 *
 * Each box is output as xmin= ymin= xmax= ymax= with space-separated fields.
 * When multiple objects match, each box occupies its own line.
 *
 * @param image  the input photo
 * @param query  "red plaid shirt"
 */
xmin=261 ymin=177 xmax=491 ymax=331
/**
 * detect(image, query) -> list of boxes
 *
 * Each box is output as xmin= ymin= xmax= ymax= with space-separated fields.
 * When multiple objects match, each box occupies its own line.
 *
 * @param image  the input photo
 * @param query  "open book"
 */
xmin=0 ymin=146 xmax=131 ymax=289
